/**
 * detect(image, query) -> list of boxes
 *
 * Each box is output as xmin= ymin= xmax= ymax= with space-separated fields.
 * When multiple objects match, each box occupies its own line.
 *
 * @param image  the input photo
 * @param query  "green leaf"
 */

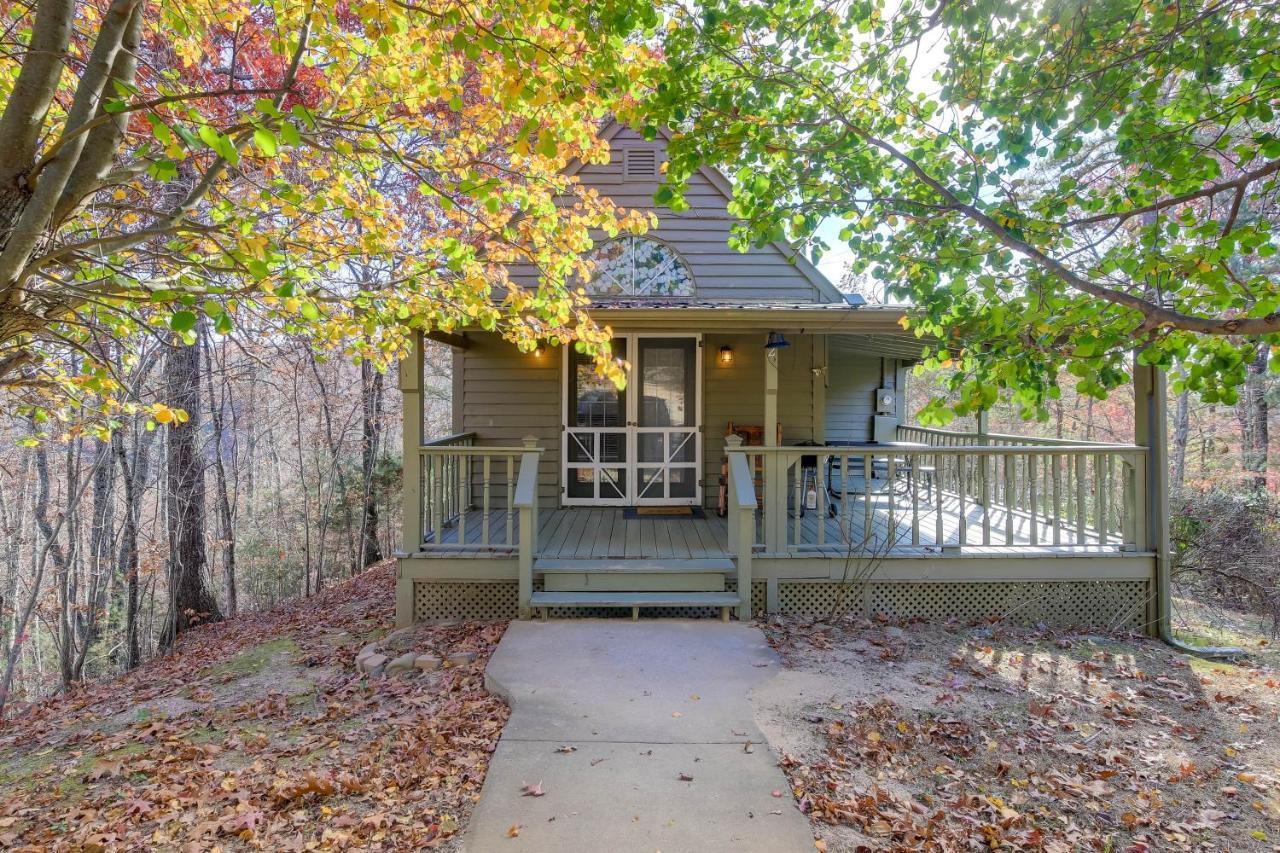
xmin=253 ymin=128 xmax=278 ymax=157
xmin=169 ymin=310 xmax=197 ymax=332
xmin=536 ymin=132 xmax=558 ymax=158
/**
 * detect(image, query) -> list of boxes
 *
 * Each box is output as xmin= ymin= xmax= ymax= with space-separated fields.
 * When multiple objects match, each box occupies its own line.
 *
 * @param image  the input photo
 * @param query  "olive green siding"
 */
xmin=825 ymin=336 xmax=906 ymax=441
xmin=450 ymin=331 xmax=892 ymax=509
xmin=453 ymin=335 xmax=562 ymax=504
xmin=510 ymin=125 xmax=835 ymax=302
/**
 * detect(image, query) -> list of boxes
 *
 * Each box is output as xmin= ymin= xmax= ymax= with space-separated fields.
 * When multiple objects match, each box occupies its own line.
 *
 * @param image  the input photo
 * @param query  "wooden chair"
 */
xmin=718 ymin=420 xmax=781 ymax=516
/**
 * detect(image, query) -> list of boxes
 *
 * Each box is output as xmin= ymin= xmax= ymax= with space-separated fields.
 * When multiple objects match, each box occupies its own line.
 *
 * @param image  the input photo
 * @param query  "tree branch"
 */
xmin=1068 ymin=157 xmax=1280 ymax=227
xmin=0 ymin=0 xmax=143 ymax=291
xmin=0 ymin=0 xmax=75 ymax=182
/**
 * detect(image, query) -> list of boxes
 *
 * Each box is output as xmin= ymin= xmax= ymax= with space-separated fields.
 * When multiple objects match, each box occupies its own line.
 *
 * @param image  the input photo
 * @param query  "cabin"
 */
xmin=394 ymin=123 xmax=1171 ymax=633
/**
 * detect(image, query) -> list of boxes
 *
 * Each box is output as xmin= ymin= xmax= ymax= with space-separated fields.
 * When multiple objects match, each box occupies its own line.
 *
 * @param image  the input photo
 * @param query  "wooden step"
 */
xmin=529 ymin=590 xmax=742 ymax=621
xmin=533 ymin=558 xmax=735 ymax=574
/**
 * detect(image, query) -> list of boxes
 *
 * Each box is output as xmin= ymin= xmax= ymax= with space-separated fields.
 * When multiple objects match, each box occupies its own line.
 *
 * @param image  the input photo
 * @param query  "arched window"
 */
xmin=584 ymin=237 xmax=695 ymax=297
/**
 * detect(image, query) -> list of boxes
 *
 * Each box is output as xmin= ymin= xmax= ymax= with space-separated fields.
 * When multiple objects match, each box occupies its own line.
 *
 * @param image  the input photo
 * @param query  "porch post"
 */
xmin=1133 ymin=360 xmax=1170 ymax=639
xmin=764 ymin=338 xmax=779 ymax=445
xmin=395 ymin=331 xmax=424 ymax=627
xmin=399 ymin=330 xmax=424 ymax=556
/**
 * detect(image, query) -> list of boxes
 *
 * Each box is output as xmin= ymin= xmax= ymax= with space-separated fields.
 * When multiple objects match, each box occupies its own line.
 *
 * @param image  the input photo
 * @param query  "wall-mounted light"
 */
xmin=717 ymin=345 xmax=735 ymax=367
xmin=533 ymin=344 xmax=545 ymax=358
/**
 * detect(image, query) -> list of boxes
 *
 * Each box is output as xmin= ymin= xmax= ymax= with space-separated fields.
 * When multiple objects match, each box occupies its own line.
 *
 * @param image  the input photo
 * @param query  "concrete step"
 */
xmin=529 ymin=590 xmax=741 ymax=620
xmin=533 ymin=558 xmax=735 ymax=574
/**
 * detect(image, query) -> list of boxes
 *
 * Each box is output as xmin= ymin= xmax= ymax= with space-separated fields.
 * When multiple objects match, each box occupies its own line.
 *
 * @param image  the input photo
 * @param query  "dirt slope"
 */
xmin=0 ymin=562 xmax=508 ymax=851
xmin=752 ymin=616 xmax=1280 ymax=852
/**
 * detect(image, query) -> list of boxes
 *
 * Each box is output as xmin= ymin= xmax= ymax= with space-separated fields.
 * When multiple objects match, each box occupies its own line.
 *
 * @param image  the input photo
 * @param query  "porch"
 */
xmin=394 ymin=322 xmax=1168 ymax=631
xmin=396 ymin=423 xmax=1158 ymax=627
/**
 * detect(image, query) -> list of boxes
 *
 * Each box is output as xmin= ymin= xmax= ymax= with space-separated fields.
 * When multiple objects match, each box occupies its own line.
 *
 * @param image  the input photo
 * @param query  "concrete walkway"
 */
xmin=464 ymin=621 xmax=814 ymax=852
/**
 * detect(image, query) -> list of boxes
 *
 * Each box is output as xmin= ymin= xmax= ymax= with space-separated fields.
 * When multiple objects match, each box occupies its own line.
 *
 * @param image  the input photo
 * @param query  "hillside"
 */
xmin=0 ymin=561 xmax=508 ymax=850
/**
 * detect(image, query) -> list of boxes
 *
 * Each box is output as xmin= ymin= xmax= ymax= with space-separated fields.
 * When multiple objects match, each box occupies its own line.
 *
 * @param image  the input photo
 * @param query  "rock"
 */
xmin=385 ymin=627 xmax=413 ymax=642
xmin=883 ymin=626 xmax=906 ymax=641
xmin=385 ymin=652 xmax=419 ymax=674
xmin=446 ymin=651 xmax=478 ymax=666
xmin=359 ymin=643 xmax=380 ymax=659
xmin=414 ymin=654 xmax=442 ymax=671
xmin=357 ymin=653 xmax=387 ymax=674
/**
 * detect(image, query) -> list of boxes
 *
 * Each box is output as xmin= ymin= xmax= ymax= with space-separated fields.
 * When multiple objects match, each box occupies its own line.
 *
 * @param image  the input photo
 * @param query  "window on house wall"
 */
xmin=583 ymin=236 xmax=695 ymax=298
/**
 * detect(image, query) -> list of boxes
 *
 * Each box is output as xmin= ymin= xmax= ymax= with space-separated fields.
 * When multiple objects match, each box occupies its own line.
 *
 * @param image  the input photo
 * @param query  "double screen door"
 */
xmin=563 ymin=334 xmax=702 ymax=506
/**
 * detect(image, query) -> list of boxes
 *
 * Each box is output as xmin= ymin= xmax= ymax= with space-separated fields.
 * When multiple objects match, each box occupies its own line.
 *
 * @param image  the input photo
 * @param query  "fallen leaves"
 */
xmin=677 ymin=772 xmax=694 ymax=782
xmin=0 ymin=562 xmax=510 ymax=850
xmin=765 ymin=615 xmax=1280 ymax=853
xmin=520 ymin=780 xmax=546 ymax=797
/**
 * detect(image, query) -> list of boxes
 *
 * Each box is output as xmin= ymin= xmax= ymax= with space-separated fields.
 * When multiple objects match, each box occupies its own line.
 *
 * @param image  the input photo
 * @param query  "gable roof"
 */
xmin=566 ymin=120 xmax=846 ymax=304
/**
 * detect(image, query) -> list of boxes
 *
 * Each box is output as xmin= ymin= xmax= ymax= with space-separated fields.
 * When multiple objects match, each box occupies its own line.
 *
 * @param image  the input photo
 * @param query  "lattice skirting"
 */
xmin=777 ymin=579 xmax=1151 ymax=631
xmin=412 ymin=578 xmax=1149 ymax=631
xmin=411 ymin=579 xmax=767 ymax=622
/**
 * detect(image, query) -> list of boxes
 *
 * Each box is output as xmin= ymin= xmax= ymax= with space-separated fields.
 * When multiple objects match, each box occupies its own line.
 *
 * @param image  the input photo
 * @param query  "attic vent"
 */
xmin=623 ymin=148 xmax=658 ymax=179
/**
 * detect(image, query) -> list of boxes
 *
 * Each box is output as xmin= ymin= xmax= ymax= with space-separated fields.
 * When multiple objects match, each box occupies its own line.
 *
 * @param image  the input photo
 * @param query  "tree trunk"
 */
xmin=202 ymin=324 xmax=238 ymax=616
xmin=359 ymin=359 xmax=385 ymax=570
xmin=159 ymin=336 xmax=222 ymax=649
xmin=112 ymin=425 xmax=152 ymax=670
xmin=1171 ymin=387 xmax=1190 ymax=492
xmin=72 ymin=437 xmax=115 ymax=682
xmin=1234 ymin=349 xmax=1270 ymax=493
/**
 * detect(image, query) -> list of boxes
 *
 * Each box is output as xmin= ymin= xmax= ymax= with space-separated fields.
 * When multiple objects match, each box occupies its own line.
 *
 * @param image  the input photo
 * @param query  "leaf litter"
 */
xmin=0 ymin=560 xmax=509 ymax=850
xmin=753 ymin=613 xmax=1280 ymax=852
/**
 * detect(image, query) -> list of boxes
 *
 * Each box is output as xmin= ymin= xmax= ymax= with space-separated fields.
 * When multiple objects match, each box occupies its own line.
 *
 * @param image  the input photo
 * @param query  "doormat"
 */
xmin=624 ymin=506 xmax=705 ymax=519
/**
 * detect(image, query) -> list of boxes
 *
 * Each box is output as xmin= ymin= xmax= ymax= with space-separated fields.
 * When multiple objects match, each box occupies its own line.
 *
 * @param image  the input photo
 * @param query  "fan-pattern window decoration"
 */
xmin=584 ymin=237 xmax=695 ymax=297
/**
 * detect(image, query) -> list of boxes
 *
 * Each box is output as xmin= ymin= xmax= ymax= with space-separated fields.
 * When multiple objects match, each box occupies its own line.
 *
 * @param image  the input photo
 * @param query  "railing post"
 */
xmin=763 ymin=451 xmax=787 ymax=551
xmin=515 ymin=436 xmax=541 ymax=620
xmin=399 ymin=331 xmax=424 ymax=555
xmin=736 ymin=506 xmax=753 ymax=620
xmin=725 ymin=445 xmax=758 ymax=620
xmin=726 ymin=435 xmax=743 ymax=552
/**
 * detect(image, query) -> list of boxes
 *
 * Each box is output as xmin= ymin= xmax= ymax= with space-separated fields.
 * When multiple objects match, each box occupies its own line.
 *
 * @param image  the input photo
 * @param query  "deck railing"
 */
xmin=417 ymin=433 xmax=542 ymax=552
xmin=896 ymin=425 xmax=1115 ymax=448
xmin=726 ymin=441 xmax=1148 ymax=555
xmin=725 ymin=440 xmax=757 ymax=619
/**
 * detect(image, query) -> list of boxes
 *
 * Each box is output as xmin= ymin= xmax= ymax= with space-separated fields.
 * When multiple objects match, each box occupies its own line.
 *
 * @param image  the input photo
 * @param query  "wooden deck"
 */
xmin=423 ymin=492 xmax=1128 ymax=559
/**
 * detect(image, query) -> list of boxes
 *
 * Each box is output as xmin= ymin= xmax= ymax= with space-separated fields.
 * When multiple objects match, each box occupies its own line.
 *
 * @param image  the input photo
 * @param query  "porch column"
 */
xmin=399 ymin=331 xmax=424 ymax=556
xmin=1133 ymin=360 xmax=1170 ymax=639
xmin=764 ymin=337 xmax=779 ymax=445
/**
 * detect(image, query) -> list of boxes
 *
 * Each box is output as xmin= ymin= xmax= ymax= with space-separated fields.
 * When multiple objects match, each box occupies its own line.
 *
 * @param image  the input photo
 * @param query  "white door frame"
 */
xmin=562 ymin=333 xmax=703 ymax=507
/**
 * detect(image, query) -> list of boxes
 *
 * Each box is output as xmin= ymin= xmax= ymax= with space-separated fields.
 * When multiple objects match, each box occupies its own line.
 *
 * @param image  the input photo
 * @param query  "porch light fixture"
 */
xmin=533 ymin=344 xmax=545 ymax=358
xmin=717 ymin=345 xmax=734 ymax=367
xmin=764 ymin=331 xmax=790 ymax=349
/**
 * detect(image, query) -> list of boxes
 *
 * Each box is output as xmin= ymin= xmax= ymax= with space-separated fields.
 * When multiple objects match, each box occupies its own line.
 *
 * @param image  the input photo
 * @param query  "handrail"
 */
xmin=422 ymin=431 xmax=477 ymax=447
xmin=897 ymin=425 xmax=1129 ymax=448
xmin=513 ymin=451 xmax=541 ymax=508
xmin=514 ymin=446 xmax=542 ymax=619
xmin=726 ymin=452 xmax=758 ymax=510
xmin=724 ymin=440 xmax=757 ymax=619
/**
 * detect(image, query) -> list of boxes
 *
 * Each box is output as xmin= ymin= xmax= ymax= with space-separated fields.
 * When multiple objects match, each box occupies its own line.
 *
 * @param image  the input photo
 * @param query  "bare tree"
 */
xmin=159 ymin=337 xmax=222 ymax=648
